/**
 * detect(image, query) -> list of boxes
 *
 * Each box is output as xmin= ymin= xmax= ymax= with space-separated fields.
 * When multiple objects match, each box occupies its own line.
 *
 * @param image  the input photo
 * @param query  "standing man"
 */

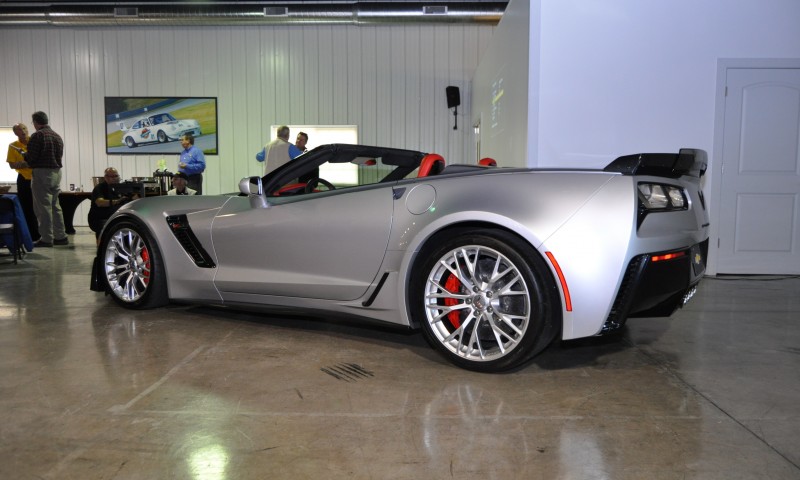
xmin=178 ymin=133 xmax=205 ymax=194
xmin=5 ymin=122 xmax=39 ymax=241
xmin=255 ymin=125 xmax=302 ymax=175
xmin=25 ymin=111 xmax=67 ymax=248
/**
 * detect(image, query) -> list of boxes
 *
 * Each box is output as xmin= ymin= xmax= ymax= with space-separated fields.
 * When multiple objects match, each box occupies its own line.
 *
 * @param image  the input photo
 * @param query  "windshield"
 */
xmin=149 ymin=113 xmax=177 ymax=125
xmin=264 ymin=144 xmax=424 ymax=197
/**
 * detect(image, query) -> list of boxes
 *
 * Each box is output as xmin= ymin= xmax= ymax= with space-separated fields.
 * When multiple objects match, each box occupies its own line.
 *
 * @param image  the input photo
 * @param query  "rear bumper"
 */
xmin=602 ymin=239 xmax=708 ymax=333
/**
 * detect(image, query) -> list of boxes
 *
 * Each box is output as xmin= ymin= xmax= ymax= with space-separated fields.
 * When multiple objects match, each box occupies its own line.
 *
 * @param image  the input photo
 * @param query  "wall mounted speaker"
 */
xmin=446 ymin=86 xmax=460 ymax=108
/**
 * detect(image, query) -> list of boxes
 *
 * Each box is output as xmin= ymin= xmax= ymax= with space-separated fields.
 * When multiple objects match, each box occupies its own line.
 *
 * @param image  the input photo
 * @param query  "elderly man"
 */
xmin=167 ymin=171 xmax=197 ymax=195
xmin=255 ymin=125 xmax=303 ymax=175
xmin=24 ymin=111 xmax=67 ymax=247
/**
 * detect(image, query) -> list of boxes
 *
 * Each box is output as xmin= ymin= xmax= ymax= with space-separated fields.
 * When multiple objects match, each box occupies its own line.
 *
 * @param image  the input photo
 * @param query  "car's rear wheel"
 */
xmin=99 ymin=220 xmax=168 ymax=309
xmin=411 ymin=229 xmax=560 ymax=372
xmin=157 ymin=130 xmax=167 ymax=143
xmin=125 ymin=137 xmax=136 ymax=148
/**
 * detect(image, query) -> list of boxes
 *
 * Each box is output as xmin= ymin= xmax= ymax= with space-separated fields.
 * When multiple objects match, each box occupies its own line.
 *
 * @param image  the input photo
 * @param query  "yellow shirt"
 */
xmin=6 ymin=140 xmax=32 ymax=180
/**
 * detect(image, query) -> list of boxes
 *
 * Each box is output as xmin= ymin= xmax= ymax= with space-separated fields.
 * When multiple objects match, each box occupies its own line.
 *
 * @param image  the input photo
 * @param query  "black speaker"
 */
xmin=446 ymin=86 xmax=460 ymax=108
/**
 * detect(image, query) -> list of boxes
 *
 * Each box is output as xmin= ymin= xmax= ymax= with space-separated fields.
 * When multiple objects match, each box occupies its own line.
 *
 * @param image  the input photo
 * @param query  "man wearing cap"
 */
xmin=168 ymin=172 xmax=197 ymax=196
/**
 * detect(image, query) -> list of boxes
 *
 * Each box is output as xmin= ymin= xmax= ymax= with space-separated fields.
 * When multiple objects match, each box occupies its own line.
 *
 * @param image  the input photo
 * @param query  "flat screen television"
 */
xmin=104 ymin=97 xmax=218 ymax=155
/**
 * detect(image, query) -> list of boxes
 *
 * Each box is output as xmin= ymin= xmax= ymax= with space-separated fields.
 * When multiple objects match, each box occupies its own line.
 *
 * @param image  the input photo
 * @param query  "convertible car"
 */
xmin=119 ymin=112 xmax=201 ymax=148
xmin=91 ymin=144 xmax=709 ymax=372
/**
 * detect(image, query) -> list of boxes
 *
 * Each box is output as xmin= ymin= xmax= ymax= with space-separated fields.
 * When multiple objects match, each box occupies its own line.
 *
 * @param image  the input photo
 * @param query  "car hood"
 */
xmin=112 ymin=194 xmax=233 ymax=221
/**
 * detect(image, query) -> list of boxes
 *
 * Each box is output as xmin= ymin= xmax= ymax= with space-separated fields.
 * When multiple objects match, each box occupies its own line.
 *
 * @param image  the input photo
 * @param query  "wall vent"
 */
xmin=264 ymin=6 xmax=289 ymax=17
xmin=113 ymin=7 xmax=138 ymax=17
xmin=423 ymin=6 xmax=448 ymax=14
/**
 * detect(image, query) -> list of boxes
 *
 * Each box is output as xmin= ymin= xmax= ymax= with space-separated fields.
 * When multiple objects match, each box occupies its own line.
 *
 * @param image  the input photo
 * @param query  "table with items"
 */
xmin=58 ymin=191 xmax=93 ymax=235
xmin=60 ymin=182 xmax=155 ymax=234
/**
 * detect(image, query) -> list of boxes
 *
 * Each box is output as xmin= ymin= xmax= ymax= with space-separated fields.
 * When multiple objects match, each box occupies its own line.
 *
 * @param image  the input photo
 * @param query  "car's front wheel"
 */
xmin=125 ymin=137 xmax=136 ymax=148
xmin=99 ymin=220 xmax=168 ymax=309
xmin=411 ymin=229 xmax=560 ymax=372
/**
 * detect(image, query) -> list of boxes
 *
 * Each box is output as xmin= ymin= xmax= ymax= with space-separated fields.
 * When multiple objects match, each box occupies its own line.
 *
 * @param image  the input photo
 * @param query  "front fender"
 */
xmin=99 ymin=195 xmax=232 ymax=303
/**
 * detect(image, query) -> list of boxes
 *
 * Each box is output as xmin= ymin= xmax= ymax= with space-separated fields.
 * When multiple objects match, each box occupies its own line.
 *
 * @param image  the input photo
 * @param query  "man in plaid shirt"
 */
xmin=25 ymin=111 xmax=68 ymax=247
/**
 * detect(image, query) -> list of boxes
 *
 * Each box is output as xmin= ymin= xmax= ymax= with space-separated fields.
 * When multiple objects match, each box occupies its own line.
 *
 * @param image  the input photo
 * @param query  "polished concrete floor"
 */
xmin=1 ymin=228 xmax=799 ymax=479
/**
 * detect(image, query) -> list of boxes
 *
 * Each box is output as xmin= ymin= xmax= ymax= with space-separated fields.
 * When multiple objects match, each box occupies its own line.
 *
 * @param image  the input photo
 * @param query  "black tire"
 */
xmin=98 ymin=219 xmax=169 ymax=309
xmin=157 ymin=130 xmax=167 ymax=143
xmin=410 ymin=228 xmax=560 ymax=372
xmin=125 ymin=137 xmax=136 ymax=148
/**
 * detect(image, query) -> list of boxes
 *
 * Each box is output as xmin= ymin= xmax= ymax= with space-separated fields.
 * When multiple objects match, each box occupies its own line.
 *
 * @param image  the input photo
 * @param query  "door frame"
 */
xmin=708 ymin=58 xmax=800 ymax=275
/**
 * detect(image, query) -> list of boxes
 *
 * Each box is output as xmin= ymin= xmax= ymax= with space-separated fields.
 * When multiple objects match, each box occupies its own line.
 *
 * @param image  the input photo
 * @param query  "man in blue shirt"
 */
xmin=178 ymin=133 xmax=205 ymax=194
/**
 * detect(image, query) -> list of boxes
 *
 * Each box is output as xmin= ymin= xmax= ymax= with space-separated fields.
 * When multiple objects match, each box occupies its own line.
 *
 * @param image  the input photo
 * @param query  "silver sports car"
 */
xmin=91 ymin=144 xmax=709 ymax=372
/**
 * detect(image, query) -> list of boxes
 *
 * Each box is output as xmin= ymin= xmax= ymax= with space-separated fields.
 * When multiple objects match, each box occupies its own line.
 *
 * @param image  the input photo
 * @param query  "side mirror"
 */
xmin=239 ymin=176 xmax=263 ymax=196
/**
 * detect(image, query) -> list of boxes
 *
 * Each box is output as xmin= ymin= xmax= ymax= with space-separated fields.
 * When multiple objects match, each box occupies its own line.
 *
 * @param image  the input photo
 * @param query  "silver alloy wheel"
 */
xmin=424 ymin=245 xmax=530 ymax=362
xmin=104 ymin=227 xmax=152 ymax=303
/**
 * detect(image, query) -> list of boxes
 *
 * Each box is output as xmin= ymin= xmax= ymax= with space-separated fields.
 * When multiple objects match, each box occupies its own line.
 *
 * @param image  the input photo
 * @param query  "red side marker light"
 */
xmin=545 ymin=252 xmax=572 ymax=312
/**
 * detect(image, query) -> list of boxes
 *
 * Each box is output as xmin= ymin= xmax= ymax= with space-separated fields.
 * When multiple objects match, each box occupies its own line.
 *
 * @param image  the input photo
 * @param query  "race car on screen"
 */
xmin=91 ymin=144 xmax=709 ymax=372
xmin=119 ymin=112 xmax=201 ymax=148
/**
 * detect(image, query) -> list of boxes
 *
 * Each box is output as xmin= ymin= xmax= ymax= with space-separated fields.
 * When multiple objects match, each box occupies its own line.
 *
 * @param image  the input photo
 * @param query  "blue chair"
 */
xmin=0 ymin=197 xmax=23 ymax=263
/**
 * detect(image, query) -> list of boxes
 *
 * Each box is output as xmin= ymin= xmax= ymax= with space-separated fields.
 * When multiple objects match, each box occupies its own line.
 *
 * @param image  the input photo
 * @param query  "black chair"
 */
xmin=0 ymin=197 xmax=23 ymax=264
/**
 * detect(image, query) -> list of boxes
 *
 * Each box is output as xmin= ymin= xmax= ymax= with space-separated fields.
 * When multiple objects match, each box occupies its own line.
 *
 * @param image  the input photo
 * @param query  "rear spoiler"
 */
xmin=603 ymin=148 xmax=707 ymax=178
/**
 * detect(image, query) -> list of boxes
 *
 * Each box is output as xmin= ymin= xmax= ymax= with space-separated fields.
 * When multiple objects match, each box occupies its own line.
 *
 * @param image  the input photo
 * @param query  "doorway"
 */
xmin=709 ymin=59 xmax=800 ymax=275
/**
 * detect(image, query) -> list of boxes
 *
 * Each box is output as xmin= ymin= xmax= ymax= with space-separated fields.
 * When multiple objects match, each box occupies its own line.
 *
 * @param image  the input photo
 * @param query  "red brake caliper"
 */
xmin=141 ymin=247 xmax=150 ymax=285
xmin=444 ymin=274 xmax=462 ymax=328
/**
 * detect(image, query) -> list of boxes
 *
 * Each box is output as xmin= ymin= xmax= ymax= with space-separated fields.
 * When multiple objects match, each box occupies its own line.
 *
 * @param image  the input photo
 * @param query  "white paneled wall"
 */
xmin=0 ymin=24 xmax=493 ymax=223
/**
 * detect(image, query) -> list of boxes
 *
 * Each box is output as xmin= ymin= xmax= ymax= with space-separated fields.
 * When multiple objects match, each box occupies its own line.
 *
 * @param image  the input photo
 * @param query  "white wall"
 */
xmin=473 ymin=0 xmax=800 ymax=169
xmin=471 ymin=0 xmax=536 ymax=168
xmin=0 ymin=23 xmax=494 ymax=222
xmin=537 ymin=0 xmax=800 ymax=168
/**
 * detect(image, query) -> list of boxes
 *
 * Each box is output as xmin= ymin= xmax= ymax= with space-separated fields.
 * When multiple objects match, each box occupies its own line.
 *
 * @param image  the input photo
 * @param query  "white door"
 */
xmin=717 ymin=68 xmax=800 ymax=274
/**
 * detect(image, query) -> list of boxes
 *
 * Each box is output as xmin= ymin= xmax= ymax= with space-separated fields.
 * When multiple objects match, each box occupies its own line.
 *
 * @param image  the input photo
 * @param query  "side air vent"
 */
xmin=166 ymin=215 xmax=216 ymax=268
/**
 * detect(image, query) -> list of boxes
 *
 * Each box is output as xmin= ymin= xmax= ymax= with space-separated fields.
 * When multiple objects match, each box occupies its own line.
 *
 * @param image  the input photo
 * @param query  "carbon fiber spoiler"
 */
xmin=603 ymin=148 xmax=707 ymax=178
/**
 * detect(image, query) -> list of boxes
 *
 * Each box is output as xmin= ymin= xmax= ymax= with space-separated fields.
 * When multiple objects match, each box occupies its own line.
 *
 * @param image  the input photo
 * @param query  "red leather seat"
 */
xmin=479 ymin=157 xmax=497 ymax=167
xmin=274 ymin=182 xmax=307 ymax=196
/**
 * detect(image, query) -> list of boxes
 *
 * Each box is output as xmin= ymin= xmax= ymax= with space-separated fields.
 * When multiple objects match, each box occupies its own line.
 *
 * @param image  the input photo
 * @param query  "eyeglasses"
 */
xmin=105 ymin=174 xmax=119 ymax=178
